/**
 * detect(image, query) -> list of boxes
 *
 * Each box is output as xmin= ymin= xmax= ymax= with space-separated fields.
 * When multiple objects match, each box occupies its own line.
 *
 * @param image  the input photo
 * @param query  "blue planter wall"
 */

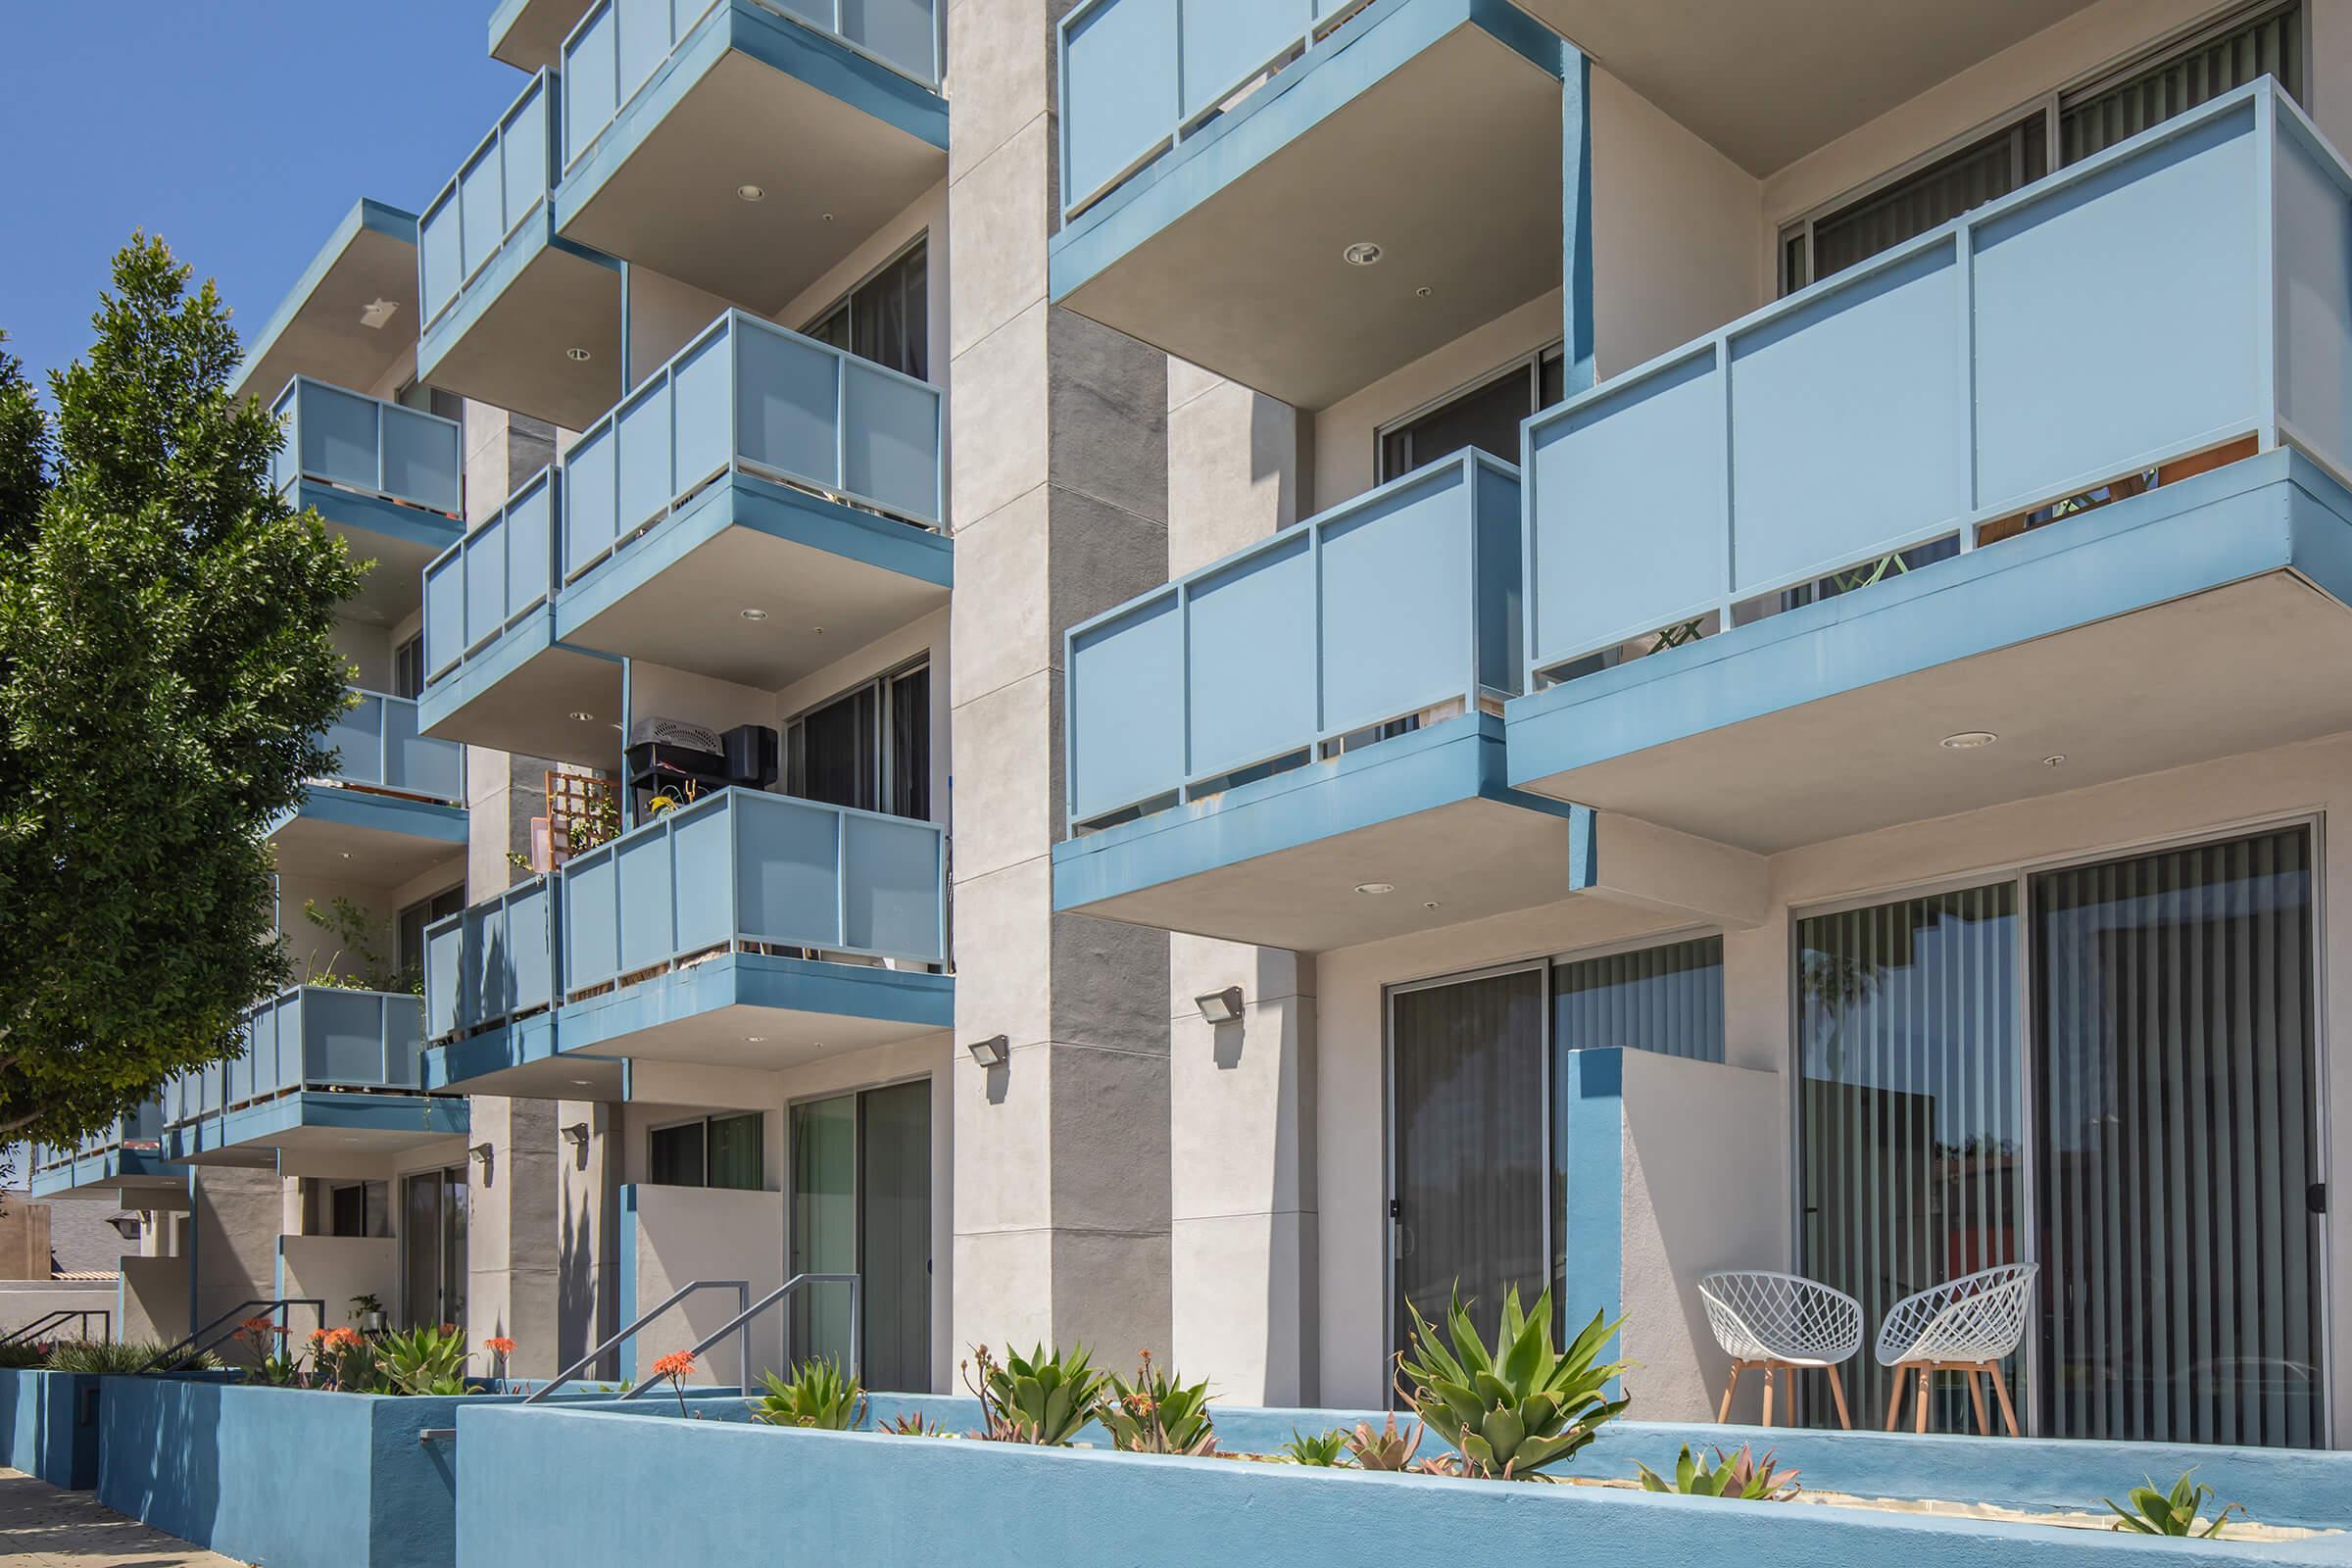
xmin=0 ymin=1370 xmax=103 ymax=1489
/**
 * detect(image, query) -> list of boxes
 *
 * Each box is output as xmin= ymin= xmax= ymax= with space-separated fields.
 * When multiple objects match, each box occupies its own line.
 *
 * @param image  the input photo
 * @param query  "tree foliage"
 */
xmin=0 ymin=235 xmax=362 ymax=1144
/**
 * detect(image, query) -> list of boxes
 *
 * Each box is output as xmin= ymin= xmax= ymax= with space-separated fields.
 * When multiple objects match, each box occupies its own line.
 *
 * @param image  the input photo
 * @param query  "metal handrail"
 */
xmin=139 ymin=1298 xmax=325 ymax=1373
xmin=616 ymin=1271 xmax=859 ymax=1400
xmin=522 ymin=1279 xmax=750 ymax=1403
xmin=0 ymin=1307 xmax=110 ymax=1347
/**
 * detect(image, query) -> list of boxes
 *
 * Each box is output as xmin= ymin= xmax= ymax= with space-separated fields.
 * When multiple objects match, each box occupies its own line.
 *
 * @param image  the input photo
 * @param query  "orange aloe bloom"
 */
xmin=484 ymin=1336 xmax=516 ymax=1356
xmin=651 ymin=1349 xmax=697 ymax=1380
xmin=307 ymin=1328 xmax=330 ymax=1346
xmin=237 ymin=1315 xmax=283 ymax=1341
xmin=325 ymin=1327 xmax=365 ymax=1349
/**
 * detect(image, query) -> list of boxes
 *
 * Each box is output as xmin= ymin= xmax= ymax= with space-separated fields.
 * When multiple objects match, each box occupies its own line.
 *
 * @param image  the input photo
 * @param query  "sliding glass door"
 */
xmin=401 ymin=1165 xmax=466 ymax=1332
xmin=789 ymin=1081 xmax=932 ymax=1392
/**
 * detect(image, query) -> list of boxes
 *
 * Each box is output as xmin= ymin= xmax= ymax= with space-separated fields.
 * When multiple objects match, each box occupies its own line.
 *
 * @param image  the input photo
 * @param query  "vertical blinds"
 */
xmin=1797 ymin=885 xmax=2022 ymax=1434
xmin=2061 ymin=6 xmax=2298 ymax=164
xmin=1553 ymin=937 xmax=1725 ymax=1062
xmin=2033 ymin=827 xmax=2322 ymax=1447
xmin=1810 ymin=119 xmax=2045 ymax=285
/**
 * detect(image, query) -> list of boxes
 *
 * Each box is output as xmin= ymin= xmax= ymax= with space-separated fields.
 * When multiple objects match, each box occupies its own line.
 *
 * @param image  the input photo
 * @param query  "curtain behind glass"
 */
xmin=1810 ymin=119 xmax=2044 ymax=285
xmin=648 ymin=1121 xmax=707 ymax=1188
xmin=2061 ymin=6 xmax=2297 ymax=165
xmin=2033 ymin=827 xmax=2321 ymax=1447
xmin=790 ymin=1097 xmax=858 ymax=1369
xmin=794 ymin=686 xmax=878 ymax=811
xmin=1391 ymin=968 xmax=1547 ymax=1364
xmin=890 ymin=666 xmax=930 ymax=822
xmin=709 ymin=1113 xmax=763 ymax=1192
xmin=402 ymin=1173 xmax=440 ymax=1329
xmin=859 ymin=1081 xmax=931 ymax=1394
xmin=1797 ymin=885 xmax=2021 ymax=1432
xmin=1553 ymin=937 xmax=1724 ymax=1061
xmin=442 ymin=1169 xmax=466 ymax=1334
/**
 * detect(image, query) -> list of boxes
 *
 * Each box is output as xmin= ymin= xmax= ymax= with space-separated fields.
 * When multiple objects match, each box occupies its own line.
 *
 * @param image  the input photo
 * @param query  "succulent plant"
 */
xmin=965 ymin=1343 xmax=1108 ymax=1446
xmin=1344 ymin=1412 xmax=1424 ymax=1471
xmin=1637 ymin=1444 xmax=1800 ymax=1501
xmin=1097 ymin=1350 xmax=1215 ymax=1455
xmin=752 ymin=1359 xmax=867 ymax=1430
xmin=1282 ymin=1427 xmax=1351 ymax=1467
xmin=1396 ymin=1284 xmax=1629 ymax=1481
xmin=881 ymin=1410 xmax=956 ymax=1438
xmin=2105 ymin=1471 xmax=2245 ymax=1539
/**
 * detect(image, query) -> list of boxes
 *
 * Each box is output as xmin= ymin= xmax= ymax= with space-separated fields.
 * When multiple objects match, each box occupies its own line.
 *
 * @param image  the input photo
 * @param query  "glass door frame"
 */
xmin=1782 ymin=810 xmax=2330 ymax=1441
xmin=781 ymin=1071 xmax=936 ymax=1384
xmin=399 ymin=1162 xmax=468 ymax=1333
xmin=1380 ymin=957 xmax=1552 ymax=1402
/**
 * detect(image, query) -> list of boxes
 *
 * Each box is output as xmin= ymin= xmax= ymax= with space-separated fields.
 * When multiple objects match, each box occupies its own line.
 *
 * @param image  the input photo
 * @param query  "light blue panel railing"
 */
xmin=321 ymin=688 xmax=465 ymax=803
xmin=31 ymin=1099 xmax=166 ymax=1171
xmin=1064 ymin=451 xmax=1520 ymax=827
xmin=561 ymin=787 xmax=946 ymax=996
xmin=423 ymin=468 xmax=561 ymax=682
xmin=426 ymin=877 xmax=560 ymax=1041
xmin=1521 ymin=84 xmax=2339 ymax=686
xmin=559 ymin=310 xmax=943 ymax=582
xmin=562 ymin=0 xmax=941 ymax=172
xmin=165 ymin=988 xmax=426 ymax=1123
xmin=1057 ymin=0 xmax=1353 ymax=219
xmin=420 ymin=71 xmax=557 ymax=327
xmin=269 ymin=378 xmax=464 ymax=517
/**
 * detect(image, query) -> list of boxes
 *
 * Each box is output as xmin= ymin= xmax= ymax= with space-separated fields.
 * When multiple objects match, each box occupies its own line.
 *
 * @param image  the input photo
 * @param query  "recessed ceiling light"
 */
xmin=1343 ymin=242 xmax=1384 ymax=267
xmin=821 ymin=213 xmax=835 ymax=222
xmin=568 ymin=1079 xmax=594 ymax=1087
xmin=569 ymin=710 xmax=596 ymax=722
xmin=1423 ymin=901 xmax=1442 ymax=910
xmin=736 ymin=183 xmax=765 ymax=201
xmin=359 ymin=298 xmax=398 ymax=330
xmin=2042 ymin=754 xmax=2067 ymax=768
xmin=740 ymin=608 xmax=769 ymax=621
xmin=1940 ymin=731 xmax=1998 ymax=751
xmin=1355 ymin=881 xmax=1395 ymax=896
xmin=338 ymin=852 xmax=351 ymax=859
xmin=744 ymin=1036 xmax=766 ymax=1044
xmin=566 ymin=347 xmax=592 ymax=363
xmin=1415 ymin=286 xmax=1433 ymax=299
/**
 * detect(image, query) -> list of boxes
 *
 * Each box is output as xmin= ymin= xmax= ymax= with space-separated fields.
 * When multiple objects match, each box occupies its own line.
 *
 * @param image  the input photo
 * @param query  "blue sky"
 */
xmin=0 ymin=4 xmax=526 ymax=391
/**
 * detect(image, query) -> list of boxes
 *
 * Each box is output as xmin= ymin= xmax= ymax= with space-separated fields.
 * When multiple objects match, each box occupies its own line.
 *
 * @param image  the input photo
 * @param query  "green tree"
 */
xmin=0 ymin=235 xmax=363 ymax=1145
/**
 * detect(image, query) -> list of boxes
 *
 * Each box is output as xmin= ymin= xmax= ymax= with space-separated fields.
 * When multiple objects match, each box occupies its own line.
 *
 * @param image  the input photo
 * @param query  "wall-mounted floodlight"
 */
xmin=1196 ymin=987 xmax=1245 ymax=1025
xmin=966 ymin=1035 xmax=1009 ymax=1068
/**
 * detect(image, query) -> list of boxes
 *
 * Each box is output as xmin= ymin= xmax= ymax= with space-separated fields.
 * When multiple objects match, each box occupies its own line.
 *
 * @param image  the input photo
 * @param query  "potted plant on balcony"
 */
xmin=351 ymin=1293 xmax=388 ymax=1335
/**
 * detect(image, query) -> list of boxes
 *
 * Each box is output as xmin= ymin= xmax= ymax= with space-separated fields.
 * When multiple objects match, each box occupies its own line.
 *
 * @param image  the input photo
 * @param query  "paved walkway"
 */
xmin=0 ymin=1470 xmax=246 ymax=1566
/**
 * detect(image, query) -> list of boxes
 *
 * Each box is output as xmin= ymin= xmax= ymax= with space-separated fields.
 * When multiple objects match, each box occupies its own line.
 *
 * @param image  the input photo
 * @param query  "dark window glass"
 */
xmin=1552 ymin=937 xmax=1725 ymax=1062
xmin=806 ymin=239 xmax=928 ymax=380
xmin=393 ymin=634 xmax=425 ymax=701
xmin=1797 ymin=117 xmax=2046 ymax=291
xmin=329 ymin=1180 xmax=388 ymax=1239
xmin=709 ymin=1113 xmax=763 ymax=1192
xmin=1380 ymin=349 xmax=1565 ymax=482
xmin=791 ymin=685 xmax=880 ymax=812
xmin=890 ymin=665 xmax=930 ymax=821
xmin=2060 ymin=5 xmax=2297 ymax=164
xmin=649 ymin=1121 xmax=709 ymax=1188
xmin=396 ymin=885 xmax=466 ymax=995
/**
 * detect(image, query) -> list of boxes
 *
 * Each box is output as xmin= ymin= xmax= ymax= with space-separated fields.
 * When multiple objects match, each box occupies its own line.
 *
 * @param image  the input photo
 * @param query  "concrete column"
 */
xmin=188 ymin=1166 xmax=284 ymax=1335
xmin=1163 ymin=363 xmax=1321 ymax=1403
xmin=946 ymin=0 xmax=1174 ymax=1364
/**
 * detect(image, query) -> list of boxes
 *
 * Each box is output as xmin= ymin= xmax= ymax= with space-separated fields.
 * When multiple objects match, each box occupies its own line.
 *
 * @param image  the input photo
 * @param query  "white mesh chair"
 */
xmin=1698 ymin=1270 xmax=1863 ymax=1429
xmin=1874 ymin=1262 xmax=2037 ymax=1435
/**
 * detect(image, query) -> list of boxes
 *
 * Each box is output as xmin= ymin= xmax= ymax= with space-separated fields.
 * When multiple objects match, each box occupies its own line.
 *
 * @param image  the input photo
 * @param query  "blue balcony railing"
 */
xmin=423 ymin=468 xmax=560 ymax=683
xmin=32 ymin=1100 xmax=167 ymax=1176
xmin=269 ymin=377 xmax=463 ymax=519
xmin=559 ymin=309 xmax=943 ymax=584
xmin=1058 ymin=0 xmax=1361 ymax=219
xmin=562 ymin=0 xmax=941 ymax=172
xmin=420 ymin=70 xmax=557 ymax=329
xmin=561 ymin=787 xmax=947 ymax=998
xmin=425 ymin=875 xmax=560 ymax=1041
xmin=1063 ymin=450 xmax=1521 ymax=829
xmin=164 ymin=987 xmax=427 ymax=1124
xmin=321 ymin=689 xmax=465 ymax=803
xmin=1522 ymin=81 xmax=2343 ymax=689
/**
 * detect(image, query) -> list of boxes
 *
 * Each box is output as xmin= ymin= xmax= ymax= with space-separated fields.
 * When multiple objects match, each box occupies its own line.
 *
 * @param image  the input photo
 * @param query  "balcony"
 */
xmin=26 ymin=1101 xmax=181 ymax=1201
xmin=1050 ymin=0 xmax=1565 ymax=409
xmin=417 ymin=70 xmax=623 ymax=430
xmin=553 ymin=0 xmax=946 ymax=310
xmin=269 ymin=690 xmax=468 ymax=882
xmin=269 ymin=378 xmax=463 ymax=623
xmin=491 ymin=0 xmax=592 ymax=71
xmin=1507 ymin=83 xmax=2352 ymax=855
xmin=162 ymin=988 xmax=466 ymax=1165
xmin=1052 ymin=452 xmax=1587 ymax=951
xmin=231 ymin=198 xmax=420 ymax=406
xmin=556 ymin=788 xmax=951 ymax=1068
xmin=421 ymin=876 xmax=621 ymax=1098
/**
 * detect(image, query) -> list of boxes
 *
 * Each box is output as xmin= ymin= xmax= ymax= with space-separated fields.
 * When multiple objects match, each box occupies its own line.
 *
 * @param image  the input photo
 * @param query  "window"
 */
xmin=318 ymin=1179 xmax=388 ymax=1239
xmin=396 ymin=380 xmax=465 ymax=422
xmin=648 ymin=1113 xmax=763 ymax=1191
xmin=789 ymin=1081 xmax=932 ymax=1394
xmin=401 ymin=1165 xmax=466 ymax=1331
xmin=1552 ymin=935 xmax=1724 ymax=1062
xmin=396 ymin=885 xmax=466 ymax=995
xmin=1378 ymin=346 xmax=1565 ymax=482
xmin=804 ymin=238 xmax=928 ymax=381
xmin=393 ymin=634 xmax=426 ymax=701
xmin=1781 ymin=3 xmax=2301 ymax=294
xmin=786 ymin=662 xmax=931 ymax=821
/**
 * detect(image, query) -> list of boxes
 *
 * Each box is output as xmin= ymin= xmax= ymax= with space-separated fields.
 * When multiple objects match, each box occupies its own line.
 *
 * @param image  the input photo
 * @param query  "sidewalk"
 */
xmin=0 ymin=1469 xmax=247 ymax=1566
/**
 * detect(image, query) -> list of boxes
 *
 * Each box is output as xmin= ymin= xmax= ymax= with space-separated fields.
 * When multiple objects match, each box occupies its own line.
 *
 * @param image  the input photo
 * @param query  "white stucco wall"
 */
xmin=278 ymin=1235 xmax=399 ymax=1336
xmin=626 ymin=1183 xmax=788 ymax=1389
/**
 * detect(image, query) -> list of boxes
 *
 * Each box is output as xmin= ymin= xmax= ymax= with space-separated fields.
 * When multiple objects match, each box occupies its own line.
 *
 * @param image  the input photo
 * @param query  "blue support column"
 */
xmin=1561 ymin=46 xmax=1594 ymax=398
xmin=1558 ymin=1046 xmax=1623 ymax=1384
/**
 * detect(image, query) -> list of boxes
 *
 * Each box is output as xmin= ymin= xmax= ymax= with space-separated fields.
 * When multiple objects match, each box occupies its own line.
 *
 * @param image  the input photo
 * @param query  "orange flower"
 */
xmin=651 ymin=1349 xmax=697 ymax=1381
xmin=325 ymin=1327 xmax=365 ymax=1349
xmin=237 ymin=1315 xmax=285 ymax=1341
xmin=484 ymin=1336 xmax=516 ymax=1356
xmin=307 ymin=1328 xmax=330 ymax=1346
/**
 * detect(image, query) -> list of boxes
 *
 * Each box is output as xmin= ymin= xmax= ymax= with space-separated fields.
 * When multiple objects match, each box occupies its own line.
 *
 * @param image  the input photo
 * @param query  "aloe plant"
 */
xmin=1396 ymin=1284 xmax=1629 ymax=1480
xmin=1097 ymin=1351 xmax=1214 ymax=1455
xmin=882 ymin=1411 xmax=956 ymax=1438
xmin=1282 ymin=1428 xmax=1351 ymax=1467
xmin=1637 ymin=1445 xmax=1800 ymax=1501
xmin=1344 ymin=1413 xmax=1423 ymax=1472
xmin=752 ymin=1359 xmax=867 ymax=1430
xmin=965 ymin=1344 xmax=1107 ymax=1446
xmin=374 ymin=1324 xmax=471 ymax=1396
xmin=2105 ymin=1471 xmax=2245 ymax=1539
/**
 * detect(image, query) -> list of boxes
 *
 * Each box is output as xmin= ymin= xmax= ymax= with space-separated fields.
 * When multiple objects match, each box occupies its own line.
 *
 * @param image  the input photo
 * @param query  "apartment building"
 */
xmin=30 ymin=0 xmax=2352 ymax=1454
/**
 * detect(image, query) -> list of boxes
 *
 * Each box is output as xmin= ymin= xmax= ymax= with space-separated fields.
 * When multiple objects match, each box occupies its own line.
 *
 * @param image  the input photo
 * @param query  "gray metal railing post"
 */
xmin=139 ymin=1298 xmax=326 ymax=1372
xmin=614 ymin=1271 xmax=859 ymax=1400
xmin=521 ymin=1279 xmax=749 ymax=1403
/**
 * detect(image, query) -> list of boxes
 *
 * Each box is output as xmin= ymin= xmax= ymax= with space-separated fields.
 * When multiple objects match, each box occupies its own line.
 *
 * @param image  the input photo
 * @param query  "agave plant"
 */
xmin=2106 ymin=1471 xmax=2245 ymax=1539
xmin=374 ymin=1324 xmax=472 ymax=1396
xmin=1282 ymin=1428 xmax=1351 ymax=1467
xmin=1396 ymin=1284 xmax=1629 ymax=1481
xmin=752 ymin=1359 xmax=867 ymax=1430
xmin=1637 ymin=1445 xmax=1801 ymax=1501
xmin=1344 ymin=1413 xmax=1423 ymax=1472
xmin=1096 ymin=1351 xmax=1215 ymax=1455
xmin=965 ymin=1344 xmax=1108 ymax=1446
xmin=882 ymin=1411 xmax=956 ymax=1438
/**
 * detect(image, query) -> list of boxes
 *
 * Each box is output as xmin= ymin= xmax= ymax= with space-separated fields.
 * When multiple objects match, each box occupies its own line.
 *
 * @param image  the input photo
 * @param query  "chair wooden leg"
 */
xmin=1989 ymin=1362 xmax=2020 ymax=1438
xmin=1761 ymin=1362 xmax=1776 ymax=1428
xmin=1826 ymin=1364 xmax=1852 ymax=1431
xmin=1966 ymin=1368 xmax=1989 ymax=1436
xmin=1913 ymin=1365 xmax=1932 ymax=1434
xmin=1718 ymin=1363 xmax=1741 ymax=1424
xmin=1782 ymin=1365 xmax=1794 ymax=1426
xmin=1884 ymin=1364 xmax=1907 ymax=1431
